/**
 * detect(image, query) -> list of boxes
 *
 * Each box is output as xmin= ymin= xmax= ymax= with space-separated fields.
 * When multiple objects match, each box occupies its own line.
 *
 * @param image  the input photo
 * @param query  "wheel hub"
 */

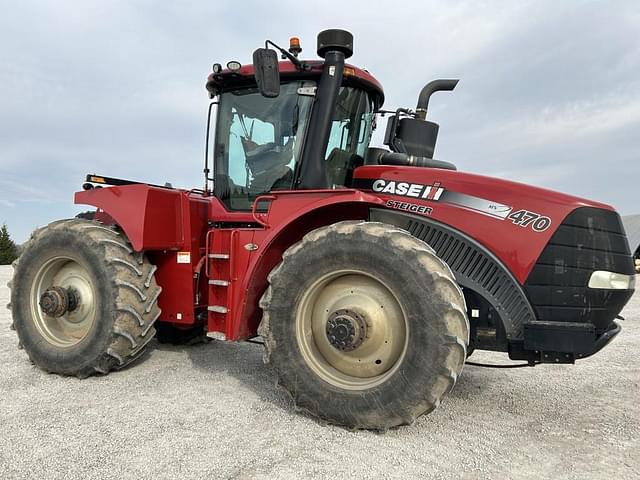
xmin=325 ymin=309 xmax=368 ymax=351
xmin=39 ymin=286 xmax=79 ymax=318
xmin=30 ymin=257 xmax=96 ymax=347
xmin=296 ymin=271 xmax=408 ymax=389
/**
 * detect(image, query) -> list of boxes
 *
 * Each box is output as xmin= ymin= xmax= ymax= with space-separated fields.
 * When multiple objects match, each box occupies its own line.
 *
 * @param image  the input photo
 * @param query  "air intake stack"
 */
xmin=297 ymin=29 xmax=354 ymax=189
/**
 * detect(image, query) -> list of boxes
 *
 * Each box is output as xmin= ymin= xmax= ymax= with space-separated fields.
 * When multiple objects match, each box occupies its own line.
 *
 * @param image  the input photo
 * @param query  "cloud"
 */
xmin=0 ymin=0 xmax=638 ymax=241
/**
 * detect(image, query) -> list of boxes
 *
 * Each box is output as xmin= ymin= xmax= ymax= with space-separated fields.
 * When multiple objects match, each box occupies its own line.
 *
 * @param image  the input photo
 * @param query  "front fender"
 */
xmin=370 ymin=207 xmax=536 ymax=341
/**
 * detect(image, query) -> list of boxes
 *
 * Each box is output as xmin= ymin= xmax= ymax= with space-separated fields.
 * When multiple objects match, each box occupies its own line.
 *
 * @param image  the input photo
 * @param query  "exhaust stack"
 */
xmin=415 ymin=79 xmax=459 ymax=120
xmin=384 ymin=79 xmax=459 ymax=159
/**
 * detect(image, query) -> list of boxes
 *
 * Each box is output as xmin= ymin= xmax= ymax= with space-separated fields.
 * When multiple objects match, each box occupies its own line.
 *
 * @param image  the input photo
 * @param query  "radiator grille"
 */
xmin=524 ymin=207 xmax=634 ymax=331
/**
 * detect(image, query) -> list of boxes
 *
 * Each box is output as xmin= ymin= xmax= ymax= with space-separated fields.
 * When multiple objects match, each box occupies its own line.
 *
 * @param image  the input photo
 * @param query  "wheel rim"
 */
xmin=30 ymin=256 xmax=97 ymax=348
xmin=296 ymin=270 xmax=408 ymax=390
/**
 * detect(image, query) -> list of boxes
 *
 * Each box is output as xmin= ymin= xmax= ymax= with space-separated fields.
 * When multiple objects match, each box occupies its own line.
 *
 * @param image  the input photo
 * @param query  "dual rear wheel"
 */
xmin=9 ymin=219 xmax=161 ymax=378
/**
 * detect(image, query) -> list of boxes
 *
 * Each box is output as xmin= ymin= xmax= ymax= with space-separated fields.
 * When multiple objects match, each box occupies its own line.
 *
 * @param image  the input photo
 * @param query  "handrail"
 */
xmin=251 ymin=194 xmax=276 ymax=227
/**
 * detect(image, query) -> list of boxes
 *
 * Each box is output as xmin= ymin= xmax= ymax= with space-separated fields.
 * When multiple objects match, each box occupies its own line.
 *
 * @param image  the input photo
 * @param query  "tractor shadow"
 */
xmin=445 ymin=364 xmax=497 ymax=400
xmin=152 ymin=338 xmax=293 ymax=410
xmin=151 ymin=338 xmax=496 ymax=420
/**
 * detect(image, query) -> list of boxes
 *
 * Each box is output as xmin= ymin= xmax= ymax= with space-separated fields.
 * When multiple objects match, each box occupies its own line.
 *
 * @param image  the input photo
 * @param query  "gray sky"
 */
xmin=1 ymin=0 xmax=639 ymax=242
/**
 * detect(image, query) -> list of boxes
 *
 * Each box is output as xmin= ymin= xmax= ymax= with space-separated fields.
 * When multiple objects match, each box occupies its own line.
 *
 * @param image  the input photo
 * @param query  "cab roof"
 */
xmin=206 ymin=60 xmax=384 ymax=109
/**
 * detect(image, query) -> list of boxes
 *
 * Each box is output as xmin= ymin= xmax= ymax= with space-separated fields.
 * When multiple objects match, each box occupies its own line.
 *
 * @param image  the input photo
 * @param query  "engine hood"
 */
xmin=352 ymin=164 xmax=618 ymax=283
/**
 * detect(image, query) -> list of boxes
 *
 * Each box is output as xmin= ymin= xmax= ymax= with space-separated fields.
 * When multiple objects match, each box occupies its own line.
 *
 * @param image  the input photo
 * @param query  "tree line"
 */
xmin=0 ymin=223 xmax=19 ymax=265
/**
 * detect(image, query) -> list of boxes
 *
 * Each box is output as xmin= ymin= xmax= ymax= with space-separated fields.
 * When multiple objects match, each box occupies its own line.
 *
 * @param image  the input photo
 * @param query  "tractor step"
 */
xmin=205 ymin=229 xmax=235 ymax=333
xmin=207 ymin=331 xmax=227 ymax=341
xmin=208 ymin=305 xmax=228 ymax=314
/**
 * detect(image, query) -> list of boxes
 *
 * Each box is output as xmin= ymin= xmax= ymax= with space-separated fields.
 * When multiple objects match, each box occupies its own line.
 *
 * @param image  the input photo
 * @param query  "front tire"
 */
xmin=259 ymin=221 xmax=469 ymax=429
xmin=9 ymin=219 xmax=161 ymax=377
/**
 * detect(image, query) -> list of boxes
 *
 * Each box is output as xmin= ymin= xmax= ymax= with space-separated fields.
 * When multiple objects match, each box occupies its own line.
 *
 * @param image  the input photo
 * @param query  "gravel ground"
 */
xmin=0 ymin=264 xmax=638 ymax=479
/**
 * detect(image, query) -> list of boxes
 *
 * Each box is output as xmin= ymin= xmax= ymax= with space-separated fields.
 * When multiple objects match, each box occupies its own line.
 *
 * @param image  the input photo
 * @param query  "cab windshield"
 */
xmin=213 ymin=82 xmax=374 ymax=210
xmin=214 ymin=81 xmax=314 ymax=210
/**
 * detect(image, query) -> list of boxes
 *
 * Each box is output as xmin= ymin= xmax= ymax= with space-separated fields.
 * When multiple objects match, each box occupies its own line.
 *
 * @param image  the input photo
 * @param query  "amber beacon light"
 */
xmin=288 ymin=36 xmax=302 ymax=57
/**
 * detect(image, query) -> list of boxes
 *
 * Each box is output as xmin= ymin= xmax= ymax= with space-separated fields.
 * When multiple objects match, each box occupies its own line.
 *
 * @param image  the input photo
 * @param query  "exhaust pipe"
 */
xmin=384 ymin=78 xmax=460 ymax=159
xmin=415 ymin=79 xmax=459 ymax=120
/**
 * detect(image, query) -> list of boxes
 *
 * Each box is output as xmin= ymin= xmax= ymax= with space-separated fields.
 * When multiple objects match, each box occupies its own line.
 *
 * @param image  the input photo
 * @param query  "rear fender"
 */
xmin=75 ymin=185 xmax=185 ymax=251
xmin=76 ymin=185 xmax=211 ymax=327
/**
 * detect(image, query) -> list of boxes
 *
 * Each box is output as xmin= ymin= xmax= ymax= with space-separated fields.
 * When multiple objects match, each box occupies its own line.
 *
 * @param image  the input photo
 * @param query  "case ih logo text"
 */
xmin=372 ymin=179 xmax=444 ymax=200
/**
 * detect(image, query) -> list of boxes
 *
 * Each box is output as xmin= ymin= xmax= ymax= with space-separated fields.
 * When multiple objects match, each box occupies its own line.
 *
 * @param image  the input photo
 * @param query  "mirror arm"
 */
xmin=265 ymin=40 xmax=309 ymax=71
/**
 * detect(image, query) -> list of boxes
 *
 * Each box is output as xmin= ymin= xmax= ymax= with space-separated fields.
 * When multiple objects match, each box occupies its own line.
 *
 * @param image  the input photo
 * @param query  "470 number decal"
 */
xmin=508 ymin=209 xmax=551 ymax=232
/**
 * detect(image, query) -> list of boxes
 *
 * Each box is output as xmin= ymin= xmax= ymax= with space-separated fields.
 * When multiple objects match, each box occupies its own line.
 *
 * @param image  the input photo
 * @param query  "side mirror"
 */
xmin=252 ymin=48 xmax=280 ymax=98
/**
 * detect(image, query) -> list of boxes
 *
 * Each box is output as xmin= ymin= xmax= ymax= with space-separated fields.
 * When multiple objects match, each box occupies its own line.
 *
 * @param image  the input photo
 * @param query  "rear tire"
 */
xmin=8 ymin=219 xmax=161 ymax=377
xmin=75 ymin=211 xmax=96 ymax=220
xmin=259 ymin=221 xmax=469 ymax=429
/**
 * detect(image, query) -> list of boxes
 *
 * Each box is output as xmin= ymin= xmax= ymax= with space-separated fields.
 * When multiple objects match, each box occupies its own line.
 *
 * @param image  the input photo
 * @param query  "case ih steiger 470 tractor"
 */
xmin=8 ymin=30 xmax=636 ymax=429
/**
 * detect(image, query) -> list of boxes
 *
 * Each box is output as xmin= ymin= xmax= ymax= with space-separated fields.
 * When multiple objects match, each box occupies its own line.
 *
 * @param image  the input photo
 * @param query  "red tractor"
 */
xmin=8 ymin=30 xmax=635 ymax=429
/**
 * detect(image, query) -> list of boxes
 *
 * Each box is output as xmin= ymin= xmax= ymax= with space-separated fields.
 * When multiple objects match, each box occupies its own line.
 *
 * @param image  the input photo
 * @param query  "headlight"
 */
xmin=588 ymin=271 xmax=635 ymax=290
xmin=226 ymin=61 xmax=242 ymax=72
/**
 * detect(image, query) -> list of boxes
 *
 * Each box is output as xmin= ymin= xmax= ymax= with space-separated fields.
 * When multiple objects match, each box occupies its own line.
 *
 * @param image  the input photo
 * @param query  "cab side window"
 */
xmin=325 ymin=88 xmax=374 ymax=187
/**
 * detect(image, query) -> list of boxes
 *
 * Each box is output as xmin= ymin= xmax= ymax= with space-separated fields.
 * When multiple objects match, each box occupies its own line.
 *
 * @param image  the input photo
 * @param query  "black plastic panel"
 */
xmin=525 ymin=265 xmax=592 ymax=287
xmin=370 ymin=208 xmax=536 ymax=340
xmin=526 ymin=285 xmax=630 ymax=308
xmin=536 ymin=244 xmax=632 ymax=273
xmin=562 ymin=207 xmax=626 ymax=233
xmin=549 ymin=227 xmax=629 ymax=254
xmin=524 ymin=207 xmax=634 ymax=333
xmin=524 ymin=321 xmax=595 ymax=355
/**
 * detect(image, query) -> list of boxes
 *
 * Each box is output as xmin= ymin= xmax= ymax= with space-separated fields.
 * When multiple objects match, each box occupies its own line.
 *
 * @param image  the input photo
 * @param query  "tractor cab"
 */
xmin=204 ymin=33 xmax=384 ymax=211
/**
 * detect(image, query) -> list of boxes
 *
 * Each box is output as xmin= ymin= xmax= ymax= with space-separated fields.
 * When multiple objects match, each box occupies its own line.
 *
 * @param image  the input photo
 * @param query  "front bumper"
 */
xmin=511 ymin=320 xmax=622 ymax=363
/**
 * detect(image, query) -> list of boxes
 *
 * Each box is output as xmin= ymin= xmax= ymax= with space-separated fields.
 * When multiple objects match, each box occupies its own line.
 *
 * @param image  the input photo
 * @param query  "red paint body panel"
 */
xmin=352 ymin=165 xmax=613 ymax=283
xmin=206 ymin=60 xmax=384 ymax=106
xmin=75 ymin=165 xmax=616 ymax=341
xmin=75 ymin=186 xmax=184 ymax=251
xmin=75 ymin=186 xmax=210 ymax=324
xmin=208 ymin=60 xmax=383 ymax=91
xmin=148 ymin=251 xmax=198 ymax=324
